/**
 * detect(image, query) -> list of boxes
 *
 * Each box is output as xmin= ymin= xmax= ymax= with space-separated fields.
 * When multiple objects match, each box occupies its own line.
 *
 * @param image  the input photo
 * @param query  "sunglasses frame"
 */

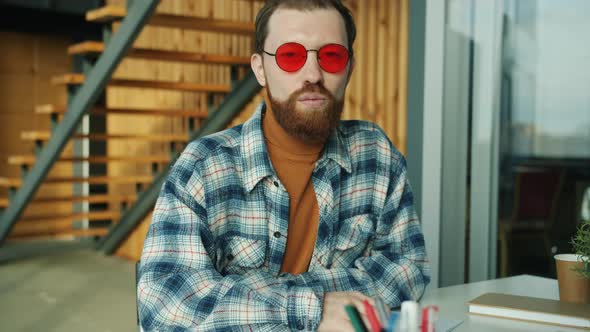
xmin=263 ymin=42 xmax=351 ymax=73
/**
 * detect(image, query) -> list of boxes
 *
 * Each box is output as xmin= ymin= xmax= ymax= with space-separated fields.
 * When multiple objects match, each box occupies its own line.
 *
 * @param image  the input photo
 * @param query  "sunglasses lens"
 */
xmin=318 ymin=44 xmax=350 ymax=73
xmin=275 ymin=43 xmax=307 ymax=72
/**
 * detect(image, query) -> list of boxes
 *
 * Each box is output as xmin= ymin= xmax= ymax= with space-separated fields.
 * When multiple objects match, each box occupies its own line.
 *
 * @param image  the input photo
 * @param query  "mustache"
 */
xmin=291 ymin=83 xmax=334 ymax=99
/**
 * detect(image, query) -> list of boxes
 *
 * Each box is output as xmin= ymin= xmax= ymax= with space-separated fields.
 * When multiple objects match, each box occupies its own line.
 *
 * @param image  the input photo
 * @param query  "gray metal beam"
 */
xmin=0 ymin=0 xmax=160 ymax=245
xmin=407 ymin=0 xmax=445 ymax=289
xmin=406 ymin=0 xmax=426 ymax=216
xmin=99 ymin=70 xmax=262 ymax=255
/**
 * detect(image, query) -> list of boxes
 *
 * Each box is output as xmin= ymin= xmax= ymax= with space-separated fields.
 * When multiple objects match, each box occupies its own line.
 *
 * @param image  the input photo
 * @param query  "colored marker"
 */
xmin=345 ymin=305 xmax=369 ymax=332
xmin=363 ymin=300 xmax=382 ymax=332
xmin=387 ymin=311 xmax=399 ymax=332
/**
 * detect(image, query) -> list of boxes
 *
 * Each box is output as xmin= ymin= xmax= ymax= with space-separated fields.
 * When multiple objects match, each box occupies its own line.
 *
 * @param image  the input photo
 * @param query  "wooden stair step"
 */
xmin=85 ymin=5 xmax=126 ymax=23
xmin=11 ymin=211 xmax=119 ymax=237
xmin=68 ymin=41 xmax=250 ymax=65
xmin=67 ymin=41 xmax=105 ymax=54
xmin=21 ymin=131 xmax=187 ymax=143
xmin=36 ymin=104 xmax=208 ymax=118
xmin=51 ymin=73 xmax=84 ymax=85
xmin=8 ymin=154 xmax=170 ymax=166
xmin=0 ymin=176 xmax=153 ymax=188
xmin=8 ymin=228 xmax=108 ymax=240
xmin=0 ymin=194 xmax=136 ymax=209
xmin=51 ymin=73 xmax=231 ymax=93
xmin=20 ymin=210 xmax=120 ymax=223
xmin=86 ymin=6 xmax=254 ymax=35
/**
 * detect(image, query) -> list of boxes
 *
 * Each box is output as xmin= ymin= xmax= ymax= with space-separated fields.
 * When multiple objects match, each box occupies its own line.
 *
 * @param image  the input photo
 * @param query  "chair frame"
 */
xmin=499 ymin=167 xmax=565 ymax=277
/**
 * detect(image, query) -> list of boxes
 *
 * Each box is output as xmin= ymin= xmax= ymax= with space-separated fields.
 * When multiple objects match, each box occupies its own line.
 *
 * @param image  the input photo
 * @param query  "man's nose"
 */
xmin=301 ymin=51 xmax=323 ymax=85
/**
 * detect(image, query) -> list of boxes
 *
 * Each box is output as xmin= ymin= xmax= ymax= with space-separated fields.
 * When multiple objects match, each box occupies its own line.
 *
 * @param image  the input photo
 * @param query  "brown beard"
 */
xmin=266 ymin=83 xmax=344 ymax=144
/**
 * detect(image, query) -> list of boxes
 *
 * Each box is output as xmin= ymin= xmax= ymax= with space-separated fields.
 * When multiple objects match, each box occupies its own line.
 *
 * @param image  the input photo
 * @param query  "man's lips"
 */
xmin=298 ymin=93 xmax=327 ymax=101
xmin=297 ymin=93 xmax=328 ymax=108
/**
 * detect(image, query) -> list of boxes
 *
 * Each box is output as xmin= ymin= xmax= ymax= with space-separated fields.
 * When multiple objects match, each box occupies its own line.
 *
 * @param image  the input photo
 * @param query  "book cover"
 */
xmin=467 ymin=293 xmax=590 ymax=329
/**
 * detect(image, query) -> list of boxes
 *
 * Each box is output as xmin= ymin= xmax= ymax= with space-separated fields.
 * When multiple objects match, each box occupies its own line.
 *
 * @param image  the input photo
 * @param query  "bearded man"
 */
xmin=138 ymin=0 xmax=430 ymax=331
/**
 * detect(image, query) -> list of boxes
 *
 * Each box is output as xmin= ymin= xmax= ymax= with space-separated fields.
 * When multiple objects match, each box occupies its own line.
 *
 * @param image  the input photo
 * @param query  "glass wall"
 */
xmin=439 ymin=0 xmax=590 ymax=286
xmin=503 ymin=0 xmax=590 ymax=159
xmin=498 ymin=0 xmax=590 ymax=277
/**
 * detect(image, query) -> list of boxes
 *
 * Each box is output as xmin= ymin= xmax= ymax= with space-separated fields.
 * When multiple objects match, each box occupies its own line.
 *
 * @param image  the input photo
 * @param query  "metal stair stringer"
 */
xmin=0 ymin=0 xmax=161 ymax=245
xmin=99 ymin=70 xmax=262 ymax=255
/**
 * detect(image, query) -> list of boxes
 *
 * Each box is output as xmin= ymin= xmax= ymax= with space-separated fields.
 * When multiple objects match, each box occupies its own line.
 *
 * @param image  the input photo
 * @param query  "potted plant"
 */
xmin=571 ymin=221 xmax=590 ymax=279
xmin=554 ymin=192 xmax=590 ymax=304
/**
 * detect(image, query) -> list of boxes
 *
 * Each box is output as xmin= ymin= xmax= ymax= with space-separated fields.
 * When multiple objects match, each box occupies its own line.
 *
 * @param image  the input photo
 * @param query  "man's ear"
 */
xmin=345 ymin=57 xmax=355 ymax=85
xmin=251 ymin=53 xmax=266 ymax=87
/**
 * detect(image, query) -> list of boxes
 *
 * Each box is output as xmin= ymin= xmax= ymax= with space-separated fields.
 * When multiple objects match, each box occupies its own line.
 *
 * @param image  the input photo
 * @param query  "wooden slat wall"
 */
xmin=111 ymin=0 xmax=266 ymax=259
xmin=344 ymin=0 xmax=408 ymax=151
xmin=0 ymin=32 xmax=73 ymax=218
xmin=113 ymin=0 xmax=409 ymax=260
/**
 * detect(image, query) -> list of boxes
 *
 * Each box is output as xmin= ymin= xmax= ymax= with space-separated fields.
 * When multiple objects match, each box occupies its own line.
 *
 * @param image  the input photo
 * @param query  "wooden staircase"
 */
xmin=68 ymin=41 xmax=251 ymax=65
xmin=0 ymin=0 xmax=263 ymax=244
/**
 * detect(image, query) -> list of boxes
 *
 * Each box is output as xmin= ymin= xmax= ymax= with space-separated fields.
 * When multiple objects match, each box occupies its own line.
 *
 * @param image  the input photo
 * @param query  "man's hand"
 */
xmin=317 ymin=291 xmax=374 ymax=332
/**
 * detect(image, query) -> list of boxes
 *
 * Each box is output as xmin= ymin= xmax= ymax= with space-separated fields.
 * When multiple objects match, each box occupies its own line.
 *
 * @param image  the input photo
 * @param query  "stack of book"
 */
xmin=468 ymin=293 xmax=590 ymax=329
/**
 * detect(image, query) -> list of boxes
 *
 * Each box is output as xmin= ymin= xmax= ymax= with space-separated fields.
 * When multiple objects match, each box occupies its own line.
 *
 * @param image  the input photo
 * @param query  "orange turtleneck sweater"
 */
xmin=262 ymin=108 xmax=323 ymax=275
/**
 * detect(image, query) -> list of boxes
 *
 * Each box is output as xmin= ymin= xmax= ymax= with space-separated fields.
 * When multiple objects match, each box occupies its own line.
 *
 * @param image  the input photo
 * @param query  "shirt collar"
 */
xmin=240 ymin=102 xmax=352 ymax=192
xmin=321 ymin=123 xmax=352 ymax=174
xmin=241 ymin=102 xmax=275 ymax=192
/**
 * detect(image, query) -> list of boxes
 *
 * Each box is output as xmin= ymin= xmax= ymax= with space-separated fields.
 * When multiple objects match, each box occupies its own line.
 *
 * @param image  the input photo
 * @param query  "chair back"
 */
xmin=512 ymin=167 xmax=564 ymax=225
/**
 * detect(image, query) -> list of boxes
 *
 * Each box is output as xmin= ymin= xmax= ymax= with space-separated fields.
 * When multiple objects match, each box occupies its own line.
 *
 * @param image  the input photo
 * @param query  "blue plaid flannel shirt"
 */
xmin=138 ymin=102 xmax=430 ymax=331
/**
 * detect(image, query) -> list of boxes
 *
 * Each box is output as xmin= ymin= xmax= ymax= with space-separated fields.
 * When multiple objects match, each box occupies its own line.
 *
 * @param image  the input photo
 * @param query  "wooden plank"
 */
xmin=108 ymin=78 xmax=231 ymax=93
xmin=86 ymin=5 xmax=254 ymax=34
xmin=52 ymin=73 xmax=231 ymax=93
xmin=85 ymin=5 xmax=126 ymax=22
xmin=17 ymin=210 xmax=121 ymax=225
xmin=0 ymin=175 xmax=153 ymax=188
xmin=67 ymin=41 xmax=104 ymax=55
xmin=376 ymin=0 xmax=389 ymax=138
xmin=33 ymin=194 xmax=135 ymax=204
xmin=68 ymin=41 xmax=250 ymax=65
xmin=8 ymin=155 xmax=170 ymax=166
xmin=10 ymin=210 xmax=119 ymax=237
xmin=0 ymin=194 xmax=136 ymax=209
xmin=21 ymin=131 xmax=187 ymax=142
xmin=50 ymin=73 xmax=84 ymax=85
xmin=20 ymin=210 xmax=120 ymax=223
xmin=128 ymin=48 xmax=250 ymax=65
xmin=397 ymin=0 xmax=409 ymax=154
xmin=366 ymin=0 xmax=377 ymax=122
xmin=35 ymin=104 xmax=209 ymax=118
xmin=8 ymin=227 xmax=109 ymax=240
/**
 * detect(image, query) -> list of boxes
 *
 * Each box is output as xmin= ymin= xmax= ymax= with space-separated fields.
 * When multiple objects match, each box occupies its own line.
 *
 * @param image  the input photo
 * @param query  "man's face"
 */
xmin=251 ymin=8 xmax=354 ymax=143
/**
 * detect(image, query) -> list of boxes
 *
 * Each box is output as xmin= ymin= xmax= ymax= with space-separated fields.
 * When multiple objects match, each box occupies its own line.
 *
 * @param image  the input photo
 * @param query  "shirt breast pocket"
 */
xmin=330 ymin=214 xmax=374 ymax=268
xmin=218 ymin=236 xmax=267 ymax=276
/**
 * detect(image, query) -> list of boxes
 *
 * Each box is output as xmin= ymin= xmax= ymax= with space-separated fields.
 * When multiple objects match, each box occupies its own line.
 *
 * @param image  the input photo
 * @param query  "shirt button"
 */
xmin=273 ymin=231 xmax=281 ymax=238
xmin=273 ymin=181 xmax=279 ymax=187
xmin=297 ymin=322 xmax=305 ymax=330
xmin=227 ymin=254 xmax=234 ymax=261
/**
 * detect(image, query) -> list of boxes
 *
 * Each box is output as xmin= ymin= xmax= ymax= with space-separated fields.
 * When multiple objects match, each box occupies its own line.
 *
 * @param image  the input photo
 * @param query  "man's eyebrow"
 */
xmin=272 ymin=40 xmax=348 ymax=48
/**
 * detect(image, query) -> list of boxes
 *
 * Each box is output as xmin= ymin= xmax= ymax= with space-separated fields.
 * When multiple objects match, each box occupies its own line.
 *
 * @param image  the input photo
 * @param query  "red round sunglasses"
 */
xmin=263 ymin=42 xmax=351 ymax=73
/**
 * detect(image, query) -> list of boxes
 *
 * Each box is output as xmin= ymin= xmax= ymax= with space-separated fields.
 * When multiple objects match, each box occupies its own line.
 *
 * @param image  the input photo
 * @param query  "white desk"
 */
xmin=421 ymin=274 xmax=587 ymax=332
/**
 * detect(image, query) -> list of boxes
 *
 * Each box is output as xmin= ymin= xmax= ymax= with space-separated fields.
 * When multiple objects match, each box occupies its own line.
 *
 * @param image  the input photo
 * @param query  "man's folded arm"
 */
xmin=294 ymin=166 xmax=431 ymax=308
xmin=138 ymin=177 xmax=324 ymax=331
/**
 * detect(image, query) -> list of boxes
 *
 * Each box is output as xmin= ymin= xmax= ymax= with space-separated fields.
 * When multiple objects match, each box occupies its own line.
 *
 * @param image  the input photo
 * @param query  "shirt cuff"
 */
xmin=286 ymin=285 xmax=324 ymax=331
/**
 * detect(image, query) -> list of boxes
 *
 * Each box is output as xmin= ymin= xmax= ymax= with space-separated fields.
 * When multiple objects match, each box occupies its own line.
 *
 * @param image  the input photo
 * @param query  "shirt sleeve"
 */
xmin=137 ymin=162 xmax=324 ymax=331
xmin=294 ymin=160 xmax=430 ymax=309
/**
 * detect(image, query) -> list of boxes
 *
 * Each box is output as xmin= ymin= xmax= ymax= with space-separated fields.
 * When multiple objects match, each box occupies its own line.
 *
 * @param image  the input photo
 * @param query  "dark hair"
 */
xmin=254 ymin=0 xmax=356 ymax=59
